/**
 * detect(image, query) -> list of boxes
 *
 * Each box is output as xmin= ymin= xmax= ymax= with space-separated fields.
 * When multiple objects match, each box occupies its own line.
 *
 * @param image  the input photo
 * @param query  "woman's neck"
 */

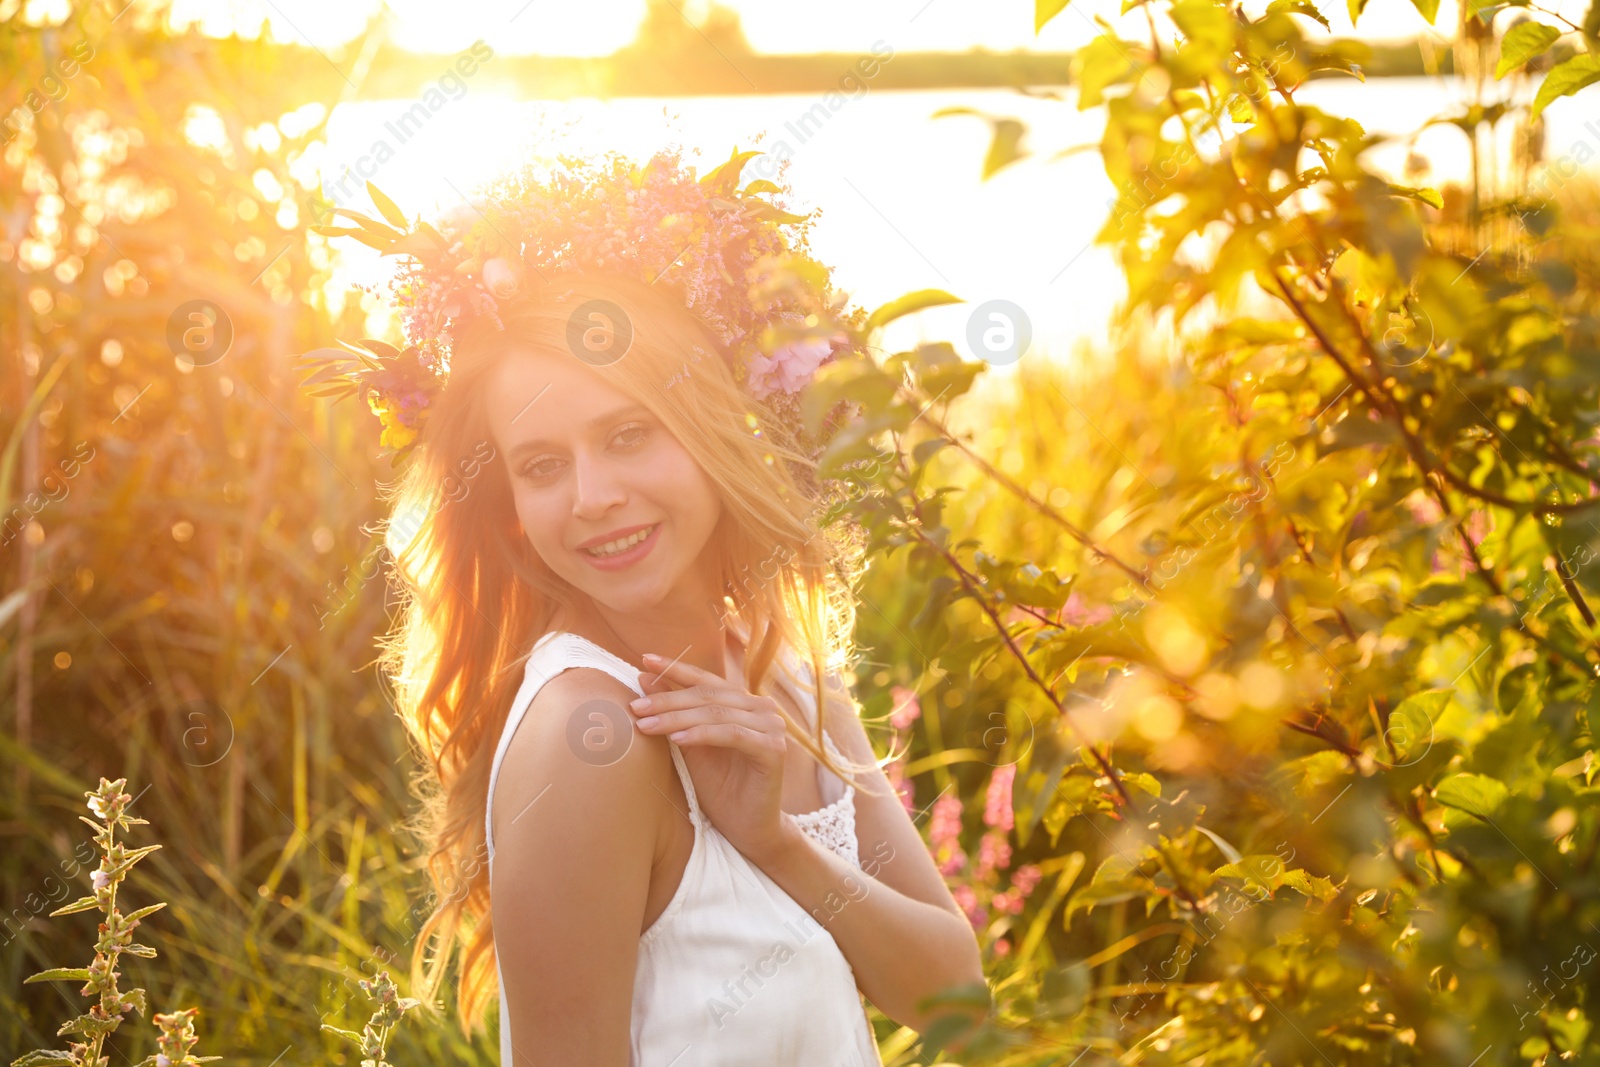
xmin=553 ymin=595 xmax=738 ymax=678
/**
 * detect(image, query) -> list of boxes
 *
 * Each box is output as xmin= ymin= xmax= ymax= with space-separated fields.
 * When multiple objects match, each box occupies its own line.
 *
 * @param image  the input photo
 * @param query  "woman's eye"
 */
xmin=518 ymin=425 xmax=649 ymax=482
xmin=613 ymin=423 xmax=650 ymax=448
xmin=520 ymin=458 xmax=562 ymax=481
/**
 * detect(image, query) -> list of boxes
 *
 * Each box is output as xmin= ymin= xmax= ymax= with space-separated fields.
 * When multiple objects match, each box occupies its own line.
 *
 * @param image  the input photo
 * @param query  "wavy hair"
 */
xmin=377 ymin=271 xmax=878 ymax=1034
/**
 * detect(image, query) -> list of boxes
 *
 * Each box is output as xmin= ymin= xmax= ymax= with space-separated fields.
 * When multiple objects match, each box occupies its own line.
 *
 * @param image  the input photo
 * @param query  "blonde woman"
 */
xmin=310 ymin=150 xmax=985 ymax=1065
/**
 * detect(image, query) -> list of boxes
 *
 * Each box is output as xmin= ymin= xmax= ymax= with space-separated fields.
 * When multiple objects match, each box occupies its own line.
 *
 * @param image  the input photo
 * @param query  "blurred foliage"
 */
xmin=0 ymin=0 xmax=496 ymax=1062
xmin=798 ymin=0 xmax=1600 ymax=1063
xmin=8 ymin=0 xmax=1600 ymax=1065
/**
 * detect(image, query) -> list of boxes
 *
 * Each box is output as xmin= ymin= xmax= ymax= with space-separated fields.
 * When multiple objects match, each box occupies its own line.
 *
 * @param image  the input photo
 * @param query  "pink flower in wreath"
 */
xmin=744 ymin=333 xmax=845 ymax=399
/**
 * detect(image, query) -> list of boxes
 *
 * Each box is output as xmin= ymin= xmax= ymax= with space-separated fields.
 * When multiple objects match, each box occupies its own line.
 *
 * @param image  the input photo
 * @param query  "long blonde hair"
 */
xmin=378 ymin=271 xmax=875 ymax=1034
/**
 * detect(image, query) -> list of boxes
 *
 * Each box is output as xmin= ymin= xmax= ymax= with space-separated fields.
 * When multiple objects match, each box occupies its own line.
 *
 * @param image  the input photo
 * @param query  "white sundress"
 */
xmin=484 ymin=627 xmax=884 ymax=1067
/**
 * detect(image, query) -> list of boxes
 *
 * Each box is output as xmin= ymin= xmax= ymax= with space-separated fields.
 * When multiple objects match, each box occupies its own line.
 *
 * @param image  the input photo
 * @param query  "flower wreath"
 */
xmin=297 ymin=146 xmax=867 ymax=485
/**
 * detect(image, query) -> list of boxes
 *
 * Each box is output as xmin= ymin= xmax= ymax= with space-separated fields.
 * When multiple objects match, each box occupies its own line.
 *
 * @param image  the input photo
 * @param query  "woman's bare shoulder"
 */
xmin=491 ymin=666 xmax=677 ymax=858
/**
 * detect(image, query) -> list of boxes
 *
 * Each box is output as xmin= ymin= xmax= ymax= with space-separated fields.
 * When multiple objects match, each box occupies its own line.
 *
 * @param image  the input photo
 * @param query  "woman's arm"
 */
xmin=629 ymin=653 xmax=988 ymax=1035
xmin=749 ymin=674 xmax=988 ymax=1033
xmin=490 ymin=668 xmax=674 ymax=1066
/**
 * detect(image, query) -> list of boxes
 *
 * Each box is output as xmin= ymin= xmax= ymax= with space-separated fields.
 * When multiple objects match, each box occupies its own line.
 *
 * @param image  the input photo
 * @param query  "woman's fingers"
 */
xmin=632 ymin=699 xmax=777 ymax=735
xmin=641 ymin=651 xmax=720 ymax=687
xmin=630 ymin=685 xmax=788 ymax=737
xmin=665 ymin=722 xmax=786 ymax=760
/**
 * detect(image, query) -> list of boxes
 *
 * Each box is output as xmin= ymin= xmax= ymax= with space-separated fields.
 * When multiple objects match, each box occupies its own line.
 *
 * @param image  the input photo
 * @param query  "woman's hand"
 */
xmin=628 ymin=652 xmax=793 ymax=865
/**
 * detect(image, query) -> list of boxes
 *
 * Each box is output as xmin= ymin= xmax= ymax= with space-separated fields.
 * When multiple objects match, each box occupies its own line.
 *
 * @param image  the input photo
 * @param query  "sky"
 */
xmin=141 ymin=0 xmax=1520 ymax=55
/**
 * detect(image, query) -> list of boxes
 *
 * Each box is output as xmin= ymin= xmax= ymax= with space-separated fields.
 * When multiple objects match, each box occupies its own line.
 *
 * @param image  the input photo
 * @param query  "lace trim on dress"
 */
xmin=787 ymin=789 xmax=860 ymax=867
xmin=784 ymin=728 xmax=861 ymax=868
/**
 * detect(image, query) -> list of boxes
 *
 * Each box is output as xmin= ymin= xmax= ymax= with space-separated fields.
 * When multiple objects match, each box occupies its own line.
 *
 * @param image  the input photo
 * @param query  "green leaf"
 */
xmin=319 ymin=226 xmax=391 ymax=252
xmin=1124 ymin=771 xmax=1162 ymax=798
xmin=1434 ymin=773 xmax=1508 ymax=818
xmin=1266 ymin=0 xmax=1331 ymax=29
xmin=104 ymin=843 xmax=161 ymax=878
xmin=1497 ymin=21 xmax=1562 ymax=78
xmin=981 ymin=118 xmax=1028 ymax=178
xmin=1036 ymin=0 xmax=1072 ymax=31
xmin=865 ymin=289 xmax=964 ymax=334
xmin=366 ymin=182 xmax=409 ymax=229
xmin=1387 ymin=182 xmax=1444 ymax=209
xmin=933 ymin=109 xmax=1030 ymax=178
xmin=48 ymin=895 xmax=99 ymax=916
xmin=121 ymin=987 xmax=147 ymax=1017
xmin=10 ymin=1051 xmax=80 ymax=1067
xmin=1532 ymin=53 xmax=1600 ymax=120
xmin=23 ymin=968 xmax=92 ymax=983
xmin=1195 ymin=824 xmax=1242 ymax=863
xmin=122 ymin=902 xmax=168 ymax=924
xmin=320 ymin=1025 xmax=365 ymax=1044
xmin=1075 ymin=35 xmax=1141 ymax=108
xmin=57 ymin=1013 xmax=121 ymax=1038
xmin=329 ymin=209 xmax=400 ymax=239
xmin=699 ymin=148 xmax=764 ymax=195
xmin=1408 ymin=0 xmax=1440 ymax=22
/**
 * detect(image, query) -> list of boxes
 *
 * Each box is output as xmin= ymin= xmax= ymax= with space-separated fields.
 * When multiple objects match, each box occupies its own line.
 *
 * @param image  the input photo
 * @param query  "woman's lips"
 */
xmin=578 ymin=522 xmax=661 ymax=571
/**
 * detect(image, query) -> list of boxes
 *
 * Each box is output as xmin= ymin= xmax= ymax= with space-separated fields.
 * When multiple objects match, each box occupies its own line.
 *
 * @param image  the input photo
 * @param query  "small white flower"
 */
xmin=92 ymin=869 xmax=110 ymax=890
xmin=157 ymin=1055 xmax=172 ymax=1067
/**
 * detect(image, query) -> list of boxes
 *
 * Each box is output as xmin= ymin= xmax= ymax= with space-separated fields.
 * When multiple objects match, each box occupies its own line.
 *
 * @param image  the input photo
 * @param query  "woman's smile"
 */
xmin=578 ymin=521 xmax=662 ymax=569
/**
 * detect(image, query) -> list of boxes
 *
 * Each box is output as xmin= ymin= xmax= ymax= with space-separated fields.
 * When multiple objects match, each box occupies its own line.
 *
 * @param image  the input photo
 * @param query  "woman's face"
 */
xmin=484 ymin=348 xmax=724 ymax=615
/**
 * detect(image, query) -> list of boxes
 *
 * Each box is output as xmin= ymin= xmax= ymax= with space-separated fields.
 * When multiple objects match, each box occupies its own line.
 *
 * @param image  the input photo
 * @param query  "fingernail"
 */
xmin=637 ymin=716 xmax=659 ymax=730
xmin=643 ymin=652 xmax=660 ymax=661
xmin=630 ymin=697 xmax=652 ymax=711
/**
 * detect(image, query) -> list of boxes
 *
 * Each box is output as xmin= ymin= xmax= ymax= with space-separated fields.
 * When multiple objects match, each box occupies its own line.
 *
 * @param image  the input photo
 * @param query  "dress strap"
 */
xmin=664 ymin=741 xmax=703 ymax=825
xmin=528 ymin=631 xmax=646 ymax=697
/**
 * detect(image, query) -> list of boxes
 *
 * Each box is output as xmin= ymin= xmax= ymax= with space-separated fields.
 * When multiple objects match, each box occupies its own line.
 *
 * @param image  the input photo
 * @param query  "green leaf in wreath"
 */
xmin=865 ymin=289 xmax=964 ymax=335
xmin=366 ymin=181 xmax=409 ymax=229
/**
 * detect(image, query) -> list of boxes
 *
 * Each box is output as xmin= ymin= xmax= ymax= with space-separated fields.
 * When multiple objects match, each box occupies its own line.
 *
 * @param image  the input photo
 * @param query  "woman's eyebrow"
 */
xmin=506 ymin=404 xmax=651 ymax=459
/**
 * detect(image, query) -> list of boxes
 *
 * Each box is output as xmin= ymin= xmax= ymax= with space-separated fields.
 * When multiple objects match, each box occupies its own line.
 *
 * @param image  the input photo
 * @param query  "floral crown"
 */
xmin=297 ymin=147 xmax=865 ymax=474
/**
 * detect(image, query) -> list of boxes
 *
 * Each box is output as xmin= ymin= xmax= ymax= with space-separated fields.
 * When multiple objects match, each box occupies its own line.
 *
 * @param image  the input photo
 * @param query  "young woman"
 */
xmin=330 ymin=150 xmax=986 ymax=1064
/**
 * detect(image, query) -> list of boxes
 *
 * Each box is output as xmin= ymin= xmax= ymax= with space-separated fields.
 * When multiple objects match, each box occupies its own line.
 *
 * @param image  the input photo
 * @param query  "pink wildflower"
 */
xmin=1012 ymin=863 xmax=1043 ymax=898
xmin=1059 ymin=590 xmax=1113 ymax=628
xmin=744 ymin=335 xmax=841 ymax=399
xmin=977 ymin=831 xmax=1012 ymax=879
xmin=929 ymin=793 xmax=968 ymax=876
xmin=889 ymin=686 xmax=922 ymax=730
xmin=929 ymin=793 xmax=963 ymax=850
xmin=990 ymin=888 xmax=1024 ymax=916
xmin=984 ymin=764 xmax=1016 ymax=832
xmin=952 ymin=884 xmax=986 ymax=928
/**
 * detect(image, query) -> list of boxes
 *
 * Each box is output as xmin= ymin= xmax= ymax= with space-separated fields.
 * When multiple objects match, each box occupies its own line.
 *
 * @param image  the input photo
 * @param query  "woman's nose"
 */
xmin=571 ymin=452 xmax=626 ymax=520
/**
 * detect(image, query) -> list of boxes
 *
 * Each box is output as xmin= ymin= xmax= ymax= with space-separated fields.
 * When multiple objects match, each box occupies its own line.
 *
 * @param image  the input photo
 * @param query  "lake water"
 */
xmin=310 ymin=77 xmax=1598 ymax=374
